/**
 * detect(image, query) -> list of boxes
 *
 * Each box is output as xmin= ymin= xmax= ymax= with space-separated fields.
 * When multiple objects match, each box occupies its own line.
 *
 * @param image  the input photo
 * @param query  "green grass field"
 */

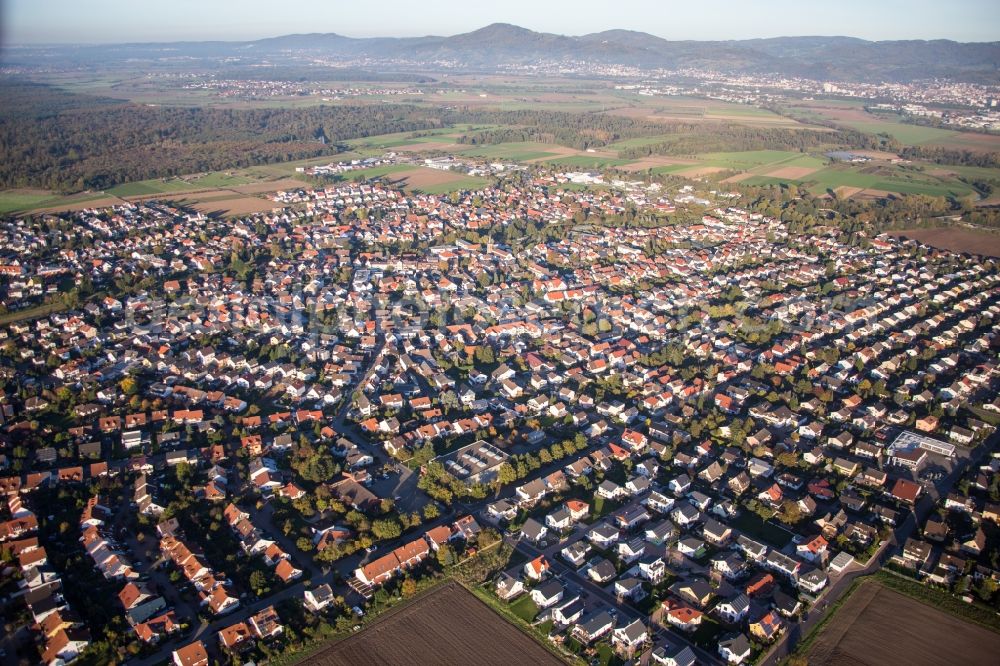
xmin=184 ymin=172 xmax=253 ymax=188
xmin=346 ymin=125 xmax=497 ymax=151
xmin=697 ymin=150 xmax=811 ymax=169
xmin=345 ymin=164 xmax=421 ymax=179
xmin=545 ymin=155 xmax=632 ymax=169
xmin=455 ymin=142 xmax=561 ymax=161
xmin=509 ymin=595 xmax=539 ymax=623
xmin=842 ymin=117 xmax=959 ymax=145
xmin=648 ymin=164 xmax=700 ymax=175
xmin=739 ymin=163 xmax=980 ymax=198
xmin=0 ymin=190 xmax=114 ymax=215
xmin=107 ymin=178 xmax=199 ymax=197
xmin=0 ymin=301 xmax=70 ymax=325
xmin=786 ymin=103 xmax=963 ymax=146
xmin=413 ymin=176 xmax=489 ymax=194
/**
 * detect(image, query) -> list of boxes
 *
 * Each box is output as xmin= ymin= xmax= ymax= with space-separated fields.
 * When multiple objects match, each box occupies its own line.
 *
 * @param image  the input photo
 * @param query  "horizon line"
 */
xmin=4 ymin=22 xmax=999 ymax=48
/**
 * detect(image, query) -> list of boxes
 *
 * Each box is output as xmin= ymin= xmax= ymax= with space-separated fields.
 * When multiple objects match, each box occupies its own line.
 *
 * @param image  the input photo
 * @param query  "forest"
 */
xmin=453 ymin=109 xmax=674 ymax=149
xmin=0 ymin=80 xmax=446 ymax=191
xmin=0 ymin=78 xmax=992 ymax=195
xmin=614 ymin=124 xmax=894 ymax=158
xmin=900 ymin=145 xmax=1000 ymax=169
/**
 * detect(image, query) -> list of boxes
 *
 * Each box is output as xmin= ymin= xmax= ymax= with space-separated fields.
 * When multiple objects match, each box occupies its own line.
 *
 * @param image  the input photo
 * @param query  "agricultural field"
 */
xmin=106 ymin=178 xmax=203 ymax=197
xmin=184 ymin=172 xmax=254 ymax=188
xmin=607 ymin=96 xmax=808 ymax=128
xmin=0 ymin=189 xmax=117 ymax=215
xmin=734 ymin=163 xmax=980 ymax=198
xmin=807 ymin=580 xmax=1000 ymax=666
xmin=300 ymin=582 xmax=565 ymax=666
xmin=0 ymin=163 xmax=315 ymax=216
xmin=105 ymin=171 xmax=256 ymax=196
xmin=786 ymin=99 xmax=1000 ymax=152
xmin=345 ymin=125 xmax=493 ymax=152
xmin=170 ymin=191 xmax=278 ymax=216
xmin=661 ymin=147 xmax=990 ymax=198
xmin=701 ymin=150 xmax=822 ymax=170
xmin=544 ymin=155 xmax=633 ymax=169
xmin=344 ymin=164 xmax=488 ymax=193
xmin=454 ymin=141 xmax=563 ymax=161
xmin=392 ymin=167 xmax=489 ymax=194
xmin=887 ymin=227 xmax=1000 ymax=257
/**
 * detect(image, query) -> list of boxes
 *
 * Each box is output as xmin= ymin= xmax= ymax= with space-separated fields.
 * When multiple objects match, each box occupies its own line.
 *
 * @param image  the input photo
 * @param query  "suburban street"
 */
xmin=759 ymin=433 xmax=996 ymax=666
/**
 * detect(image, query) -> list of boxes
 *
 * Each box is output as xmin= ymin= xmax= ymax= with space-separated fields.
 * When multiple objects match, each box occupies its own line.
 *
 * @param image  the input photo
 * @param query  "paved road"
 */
xmin=510 ymin=506 xmax=725 ymax=666
xmin=126 ymin=578 xmax=311 ymax=666
xmin=759 ymin=433 xmax=994 ymax=666
xmin=249 ymin=501 xmax=322 ymax=578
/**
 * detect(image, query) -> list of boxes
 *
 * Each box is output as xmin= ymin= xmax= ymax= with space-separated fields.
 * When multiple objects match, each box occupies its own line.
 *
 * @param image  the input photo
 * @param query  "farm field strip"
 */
xmin=807 ymin=580 xmax=1000 ymax=666
xmin=298 ymin=582 xmax=566 ymax=666
xmin=0 ymin=189 xmax=116 ymax=215
xmin=887 ymin=227 xmax=1000 ymax=257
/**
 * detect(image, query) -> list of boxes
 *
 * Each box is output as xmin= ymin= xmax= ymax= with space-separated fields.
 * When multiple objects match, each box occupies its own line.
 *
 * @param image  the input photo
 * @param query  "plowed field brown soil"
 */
xmin=808 ymin=581 xmax=1000 ymax=666
xmin=299 ymin=582 xmax=566 ymax=666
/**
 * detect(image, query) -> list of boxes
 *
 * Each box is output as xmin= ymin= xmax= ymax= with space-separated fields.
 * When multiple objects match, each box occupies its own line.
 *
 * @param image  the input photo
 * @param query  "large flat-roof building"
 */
xmin=430 ymin=440 xmax=509 ymax=484
xmin=889 ymin=431 xmax=956 ymax=460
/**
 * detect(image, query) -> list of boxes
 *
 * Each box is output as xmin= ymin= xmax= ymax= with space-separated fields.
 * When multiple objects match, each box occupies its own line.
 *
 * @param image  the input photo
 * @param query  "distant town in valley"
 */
xmin=1 ymin=7 xmax=1000 ymax=666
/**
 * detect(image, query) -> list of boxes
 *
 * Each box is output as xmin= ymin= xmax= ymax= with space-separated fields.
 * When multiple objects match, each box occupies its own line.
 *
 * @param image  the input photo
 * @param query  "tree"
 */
xmin=400 ymin=578 xmax=417 ymax=597
xmin=371 ymin=518 xmax=402 ymax=540
xmin=477 ymin=528 xmax=501 ymax=549
xmin=497 ymin=462 xmax=517 ymax=486
xmin=474 ymin=344 xmax=495 ymax=365
xmin=975 ymin=576 xmax=998 ymax=603
xmin=175 ymin=462 xmax=194 ymax=486
xmin=119 ymin=376 xmax=138 ymax=396
xmin=777 ymin=500 xmax=802 ymax=525
xmin=776 ymin=452 xmax=800 ymax=469
xmin=437 ymin=543 xmax=457 ymax=567
xmin=249 ymin=570 xmax=269 ymax=595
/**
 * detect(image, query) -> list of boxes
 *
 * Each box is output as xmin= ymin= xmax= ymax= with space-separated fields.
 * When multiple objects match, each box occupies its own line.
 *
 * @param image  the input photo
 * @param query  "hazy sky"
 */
xmin=4 ymin=0 xmax=999 ymax=44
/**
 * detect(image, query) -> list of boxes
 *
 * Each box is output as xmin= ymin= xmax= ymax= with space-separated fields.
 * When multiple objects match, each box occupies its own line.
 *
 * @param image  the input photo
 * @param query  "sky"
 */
xmin=4 ymin=0 xmax=999 ymax=45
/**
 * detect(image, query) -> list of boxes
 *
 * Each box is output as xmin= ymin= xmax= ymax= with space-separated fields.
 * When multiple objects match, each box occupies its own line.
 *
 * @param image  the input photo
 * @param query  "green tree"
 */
xmin=249 ymin=570 xmax=269 ymax=595
xmin=371 ymin=518 xmax=402 ymax=540
xmin=437 ymin=543 xmax=457 ymax=567
xmin=497 ymin=462 xmax=517 ymax=486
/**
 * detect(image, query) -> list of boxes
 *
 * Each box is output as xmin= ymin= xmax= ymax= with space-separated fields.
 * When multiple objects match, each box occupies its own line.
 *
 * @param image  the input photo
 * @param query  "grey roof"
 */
xmin=521 ymin=518 xmax=546 ymax=540
xmin=577 ymin=610 xmax=615 ymax=636
xmin=719 ymin=632 xmax=751 ymax=655
xmin=652 ymin=643 xmax=696 ymax=666
xmin=534 ymin=579 xmax=563 ymax=600
xmin=589 ymin=559 xmax=617 ymax=580
xmin=616 ymin=618 xmax=647 ymax=642
xmin=721 ymin=593 xmax=750 ymax=613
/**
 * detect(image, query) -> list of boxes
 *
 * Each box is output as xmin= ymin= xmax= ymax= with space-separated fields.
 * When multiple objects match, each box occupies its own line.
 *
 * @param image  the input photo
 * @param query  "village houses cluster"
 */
xmin=0 ymin=167 xmax=998 ymax=665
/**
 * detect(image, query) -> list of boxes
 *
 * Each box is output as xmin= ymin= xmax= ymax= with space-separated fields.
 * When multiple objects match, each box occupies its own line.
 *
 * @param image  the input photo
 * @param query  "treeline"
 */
xmin=616 ymin=124 xmax=893 ymax=159
xmin=214 ymin=66 xmax=436 ymax=83
xmin=452 ymin=109 xmax=672 ymax=150
xmin=721 ymin=179 xmax=980 ymax=235
xmin=0 ymin=80 xmax=446 ymax=191
xmin=900 ymin=145 xmax=1000 ymax=169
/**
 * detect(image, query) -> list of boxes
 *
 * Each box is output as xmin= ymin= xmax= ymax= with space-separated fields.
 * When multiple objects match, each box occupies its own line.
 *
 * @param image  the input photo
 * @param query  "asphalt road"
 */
xmin=510 ymin=507 xmax=725 ymax=666
xmin=758 ymin=433 xmax=993 ymax=666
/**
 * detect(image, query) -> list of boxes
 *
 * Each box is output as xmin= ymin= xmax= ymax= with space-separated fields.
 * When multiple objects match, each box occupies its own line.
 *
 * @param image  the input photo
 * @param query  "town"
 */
xmin=0 ymin=158 xmax=997 ymax=666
